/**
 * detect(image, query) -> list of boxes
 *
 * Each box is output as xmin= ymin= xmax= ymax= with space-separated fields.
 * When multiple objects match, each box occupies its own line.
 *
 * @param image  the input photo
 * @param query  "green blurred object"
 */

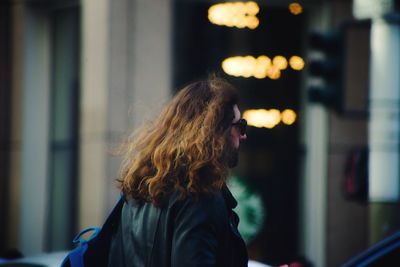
xmin=228 ymin=176 xmax=265 ymax=244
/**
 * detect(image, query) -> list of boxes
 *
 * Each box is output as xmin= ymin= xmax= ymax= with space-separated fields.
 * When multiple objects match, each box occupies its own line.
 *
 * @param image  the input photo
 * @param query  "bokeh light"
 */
xmin=272 ymin=55 xmax=288 ymax=70
xmin=208 ymin=1 xmax=260 ymax=29
xmin=289 ymin=56 xmax=305 ymax=70
xmin=281 ymin=109 xmax=297 ymax=125
xmin=222 ymin=55 xmax=304 ymax=79
xmin=289 ymin=2 xmax=303 ymax=15
xmin=243 ymin=109 xmax=297 ymax=129
xmin=267 ymin=65 xmax=281 ymax=80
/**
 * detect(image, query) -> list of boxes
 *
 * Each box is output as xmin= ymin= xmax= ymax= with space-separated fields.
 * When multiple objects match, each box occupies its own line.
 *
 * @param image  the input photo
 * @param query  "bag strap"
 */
xmin=72 ymin=194 xmax=125 ymax=245
xmin=97 ymin=194 xmax=125 ymax=240
xmin=62 ymin=194 xmax=125 ymax=267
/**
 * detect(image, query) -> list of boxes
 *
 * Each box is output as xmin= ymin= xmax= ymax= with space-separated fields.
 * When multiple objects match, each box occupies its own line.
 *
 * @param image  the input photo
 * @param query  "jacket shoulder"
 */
xmin=170 ymin=191 xmax=229 ymax=225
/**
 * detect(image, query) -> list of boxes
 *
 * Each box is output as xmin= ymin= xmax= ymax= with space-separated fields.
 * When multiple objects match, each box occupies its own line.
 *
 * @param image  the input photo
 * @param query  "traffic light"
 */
xmin=307 ymin=29 xmax=344 ymax=112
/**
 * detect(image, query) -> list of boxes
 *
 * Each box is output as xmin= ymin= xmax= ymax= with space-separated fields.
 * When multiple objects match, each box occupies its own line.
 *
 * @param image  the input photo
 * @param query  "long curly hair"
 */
xmin=118 ymin=77 xmax=239 ymax=206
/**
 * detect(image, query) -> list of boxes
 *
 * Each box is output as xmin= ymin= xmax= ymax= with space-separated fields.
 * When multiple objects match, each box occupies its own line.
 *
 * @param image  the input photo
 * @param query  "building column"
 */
xmin=368 ymin=18 xmax=400 ymax=244
xmin=79 ymin=0 xmax=172 ymax=227
xmin=128 ymin=0 xmax=172 ymax=129
xmin=79 ymin=0 xmax=111 ymax=229
xmin=300 ymin=3 xmax=331 ymax=266
xmin=15 ymin=4 xmax=52 ymax=255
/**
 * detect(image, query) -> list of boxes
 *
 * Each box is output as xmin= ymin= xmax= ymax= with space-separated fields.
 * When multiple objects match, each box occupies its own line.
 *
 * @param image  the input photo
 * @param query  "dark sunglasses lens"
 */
xmin=239 ymin=119 xmax=247 ymax=135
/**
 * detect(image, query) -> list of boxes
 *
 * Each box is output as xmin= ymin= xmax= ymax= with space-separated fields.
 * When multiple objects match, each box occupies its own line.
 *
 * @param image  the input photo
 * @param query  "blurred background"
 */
xmin=1 ymin=0 xmax=400 ymax=266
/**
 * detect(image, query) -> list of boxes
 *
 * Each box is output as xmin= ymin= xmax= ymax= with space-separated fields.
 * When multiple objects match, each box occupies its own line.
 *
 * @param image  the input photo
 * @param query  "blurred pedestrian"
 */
xmin=108 ymin=76 xmax=248 ymax=267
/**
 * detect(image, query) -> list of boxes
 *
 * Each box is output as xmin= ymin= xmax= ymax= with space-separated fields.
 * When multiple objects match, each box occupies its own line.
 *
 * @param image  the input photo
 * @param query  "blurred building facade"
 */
xmin=0 ymin=0 xmax=399 ymax=267
xmin=1 ymin=0 xmax=172 ymax=256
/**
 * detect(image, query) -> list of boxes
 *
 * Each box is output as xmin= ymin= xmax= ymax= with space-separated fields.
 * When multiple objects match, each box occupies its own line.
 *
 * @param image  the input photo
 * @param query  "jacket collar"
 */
xmin=222 ymin=184 xmax=237 ymax=209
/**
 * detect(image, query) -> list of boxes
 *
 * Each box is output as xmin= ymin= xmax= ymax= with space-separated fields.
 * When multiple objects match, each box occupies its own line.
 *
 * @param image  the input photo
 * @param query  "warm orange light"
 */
xmin=289 ymin=2 xmax=303 ymax=15
xmin=289 ymin=56 xmax=305 ymax=70
xmin=243 ymin=109 xmax=280 ymax=129
xmin=281 ymin=109 xmax=297 ymax=125
xmin=243 ymin=109 xmax=297 ymax=129
xmin=221 ymin=57 xmax=238 ymax=77
xmin=253 ymin=67 xmax=267 ymax=79
xmin=257 ymin=55 xmax=271 ymax=67
xmin=267 ymin=65 xmax=281 ymax=80
xmin=208 ymin=1 xmax=260 ymax=29
xmin=267 ymin=109 xmax=281 ymax=128
xmin=243 ymin=109 xmax=269 ymax=128
xmin=222 ymin=54 xmax=303 ymax=79
xmin=246 ymin=1 xmax=260 ymax=14
xmin=272 ymin=55 xmax=288 ymax=70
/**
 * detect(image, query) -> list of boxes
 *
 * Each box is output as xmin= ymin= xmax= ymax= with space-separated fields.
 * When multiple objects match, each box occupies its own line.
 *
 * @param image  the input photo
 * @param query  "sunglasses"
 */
xmin=231 ymin=118 xmax=247 ymax=135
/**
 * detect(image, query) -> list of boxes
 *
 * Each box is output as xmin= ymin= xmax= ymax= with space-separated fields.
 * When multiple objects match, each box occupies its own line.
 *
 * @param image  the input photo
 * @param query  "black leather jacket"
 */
xmin=108 ymin=186 xmax=248 ymax=267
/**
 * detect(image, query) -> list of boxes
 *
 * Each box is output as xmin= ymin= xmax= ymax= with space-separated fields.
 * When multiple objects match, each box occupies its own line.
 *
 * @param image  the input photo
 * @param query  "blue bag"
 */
xmin=61 ymin=196 xmax=124 ymax=267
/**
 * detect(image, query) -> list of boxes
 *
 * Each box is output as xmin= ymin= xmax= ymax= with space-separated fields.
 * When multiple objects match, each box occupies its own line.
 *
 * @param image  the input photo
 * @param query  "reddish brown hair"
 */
xmin=119 ymin=76 xmax=239 ymax=206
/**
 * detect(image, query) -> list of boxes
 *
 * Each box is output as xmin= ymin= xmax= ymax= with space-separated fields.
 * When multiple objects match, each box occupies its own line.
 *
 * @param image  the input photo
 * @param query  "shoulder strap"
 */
xmin=62 ymin=194 xmax=125 ymax=267
xmin=98 ymin=194 xmax=125 ymax=239
xmin=71 ymin=194 xmax=125 ymax=245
